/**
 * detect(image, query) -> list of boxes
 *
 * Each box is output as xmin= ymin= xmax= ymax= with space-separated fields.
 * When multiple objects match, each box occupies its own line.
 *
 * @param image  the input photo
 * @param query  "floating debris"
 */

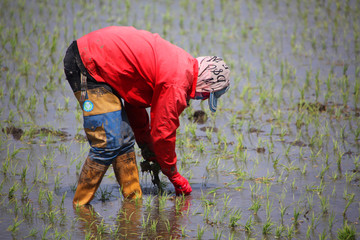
xmin=290 ymin=140 xmax=308 ymax=147
xmin=2 ymin=125 xmax=70 ymax=141
xmin=200 ymin=126 xmax=218 ymax=133
xmin=298 ymin=102 xmax=326 ymax=112
xmin=249 ymin=128 xmax=264 ymax=134
xmin=256 ymin=147 xmax=266 ymax=153
xmin=74 ymin=133 xmax=87 ymax=143
xmin=190 ymin=110 xmax=207 ymax=124
xmin=2 ymin=126 xmax=23 ymax=140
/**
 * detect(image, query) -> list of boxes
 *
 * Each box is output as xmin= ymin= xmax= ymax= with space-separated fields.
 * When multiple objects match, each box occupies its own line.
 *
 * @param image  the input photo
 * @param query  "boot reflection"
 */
xmin=73 ymin=196 xmax=193 ymax=239
xmin=115 ymin=199 xmax=143 ymax=239
xmin=73 ymin=204 xmax=103 ymax=238
xmin=142 ymin=195 xmax=192 ymax=239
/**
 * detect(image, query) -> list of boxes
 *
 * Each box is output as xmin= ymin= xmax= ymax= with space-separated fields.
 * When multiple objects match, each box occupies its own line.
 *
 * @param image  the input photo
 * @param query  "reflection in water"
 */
xmin=140 ymin=195 xmax=192 ymax=239
xmin=73 ymin=204 xmax=105 ymax=238
xmin=73 ymin=195 xmax=192 ymax=239
xmin=116 ymin=199 xmax=143 ymax=239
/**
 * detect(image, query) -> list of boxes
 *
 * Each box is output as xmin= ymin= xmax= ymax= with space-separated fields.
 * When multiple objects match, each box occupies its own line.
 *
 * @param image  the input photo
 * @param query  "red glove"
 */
xmin=168 ymin=172 xmax=192 ymax=196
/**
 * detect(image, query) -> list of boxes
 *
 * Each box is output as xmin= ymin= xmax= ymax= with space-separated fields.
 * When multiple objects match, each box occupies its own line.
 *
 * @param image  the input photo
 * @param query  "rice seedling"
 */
xmin=37 ymin=188 xmax=46 ymax=205
xmin=197 ymin=224 xmax=207 ymax=239
xmin=222 ymin=193 xmax=231 ymax=209
xmin=310 ymin=211 xmax=321 ymax=231
xmin=337 ymin=221 xmax=356 ymax=240
xmin=275 ymin=224 xmax=285 ymax=238
xmin=286 ymin=224 xmax=296 ymax=239
xmin=249 ymin=197 xmax=261 ymax=215
xmin=20 ymin=165 xmax=28 ymax=183
xmin=244 ymin=215 xmax=253 ymax=233
xmin=301 ymin=163 xmax=307 ymax=175
xmin=7 ymin=216 xmax=24 ymax=235
xmin=97 ymin=187 xmax=113 ymax=202
xmin=8 ymin=182 xmax=19 ymax=199
xmin=60 ymin=192 xmax=66 ymax=210
xmin=96 ymin=219 xmax=108 ymax=236
xmin=337 ymin=151 xmax=345 ymax=171
xmin=22 ymin=200 xmax=33 ymax=219
xmin=46 ymin=190 xmax=54 ymax=207
xmin=141 ymin=213 xmax=151 ymax=229
xmin=46 ymin=210 xmax=60 ymax=225
xmin=212 ymin=228 xmax=223 ymax=240
xmin=318 ymin=227 xmax=329 ymax=240
xmin=342 ymin=193 xmax=355 ymax=216
xmin=164 ymin=219 xmax=171 ymax=233
xmin=202 ymin=204 xmax=211 ymax=223
xmin=25 ymin=228 xmax=38 ymax=238
xmin=293 ymin=206 xmax=302 ymax=225
xmin=228 ymin=208 xmax=242 ymax=228
xmin=328 ymin=211 xmax=336 ymax=230
xmin=175 ymin=194 xmax=187 ymax=215
xmin=279 ymin=202 xmax=289 ymax=225
xmin=318 ymin=195 xmax=330 ymax=215
xmin=39 ymin=169 xmax=49 ymax=184
xmin=21 ymin=184 xmax=34 ymax=201
xmin=76 ymin=161 xmax=82 ymax=175
xmin=158 ymin=192 xmax=169 ymax=211
xmin=2 ymin=159 xmax=10 ymax=176
xmin=144 ymin=195 xmax=154 ymax=210
xmin=262 ymin=217 xmax=274 ymax=236
xmin=181 ymin=225 xmax=188 ymax=238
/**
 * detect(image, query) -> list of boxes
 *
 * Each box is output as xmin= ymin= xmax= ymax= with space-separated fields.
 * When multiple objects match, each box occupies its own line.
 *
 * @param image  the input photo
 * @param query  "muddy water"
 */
xmin=0 ymin=0 xmax=359 ymax=239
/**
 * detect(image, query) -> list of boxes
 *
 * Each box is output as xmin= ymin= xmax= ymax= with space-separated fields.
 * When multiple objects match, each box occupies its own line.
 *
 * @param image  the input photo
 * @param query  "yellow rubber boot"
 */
xmin=73 ymin=158 xmax=109 ymax=205
xmin=112 ymin=151 xmax=142 ymax=199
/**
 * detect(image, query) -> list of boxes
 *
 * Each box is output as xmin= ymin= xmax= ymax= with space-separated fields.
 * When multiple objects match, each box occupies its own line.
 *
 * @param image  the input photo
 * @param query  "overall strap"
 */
xmin=73 ymin=41 xmax=88 ymax=102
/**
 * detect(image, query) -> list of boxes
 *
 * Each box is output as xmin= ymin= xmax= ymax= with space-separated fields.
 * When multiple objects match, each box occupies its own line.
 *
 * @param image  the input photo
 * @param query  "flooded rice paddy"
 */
xmin=0 ymin=0 xmax=359 ymax=239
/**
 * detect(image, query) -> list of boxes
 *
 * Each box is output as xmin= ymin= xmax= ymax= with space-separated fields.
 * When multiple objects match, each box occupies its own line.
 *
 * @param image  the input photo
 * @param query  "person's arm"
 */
xmin=150 ymin=83 xmax=192 ymax=195
xmin=124 ymin=103 xmax=154 ymax=155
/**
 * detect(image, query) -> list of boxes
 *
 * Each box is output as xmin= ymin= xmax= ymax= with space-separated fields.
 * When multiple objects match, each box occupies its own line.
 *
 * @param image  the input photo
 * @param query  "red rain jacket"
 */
xmin=77 ymin=26 xmax=198 ymax=171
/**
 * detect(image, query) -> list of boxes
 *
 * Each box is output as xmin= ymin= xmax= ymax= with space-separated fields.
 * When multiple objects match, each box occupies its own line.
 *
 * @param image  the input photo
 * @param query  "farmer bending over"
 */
xmin=63 ymin=26 xmax=230 ymax=205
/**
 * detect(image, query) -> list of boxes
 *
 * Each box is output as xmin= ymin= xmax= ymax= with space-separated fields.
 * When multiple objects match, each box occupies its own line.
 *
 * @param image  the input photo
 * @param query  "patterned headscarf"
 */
xmin=196 ymin=56 xmax=230 ymax=93
xmin=196 ymin=56 xmax=230 ymax=112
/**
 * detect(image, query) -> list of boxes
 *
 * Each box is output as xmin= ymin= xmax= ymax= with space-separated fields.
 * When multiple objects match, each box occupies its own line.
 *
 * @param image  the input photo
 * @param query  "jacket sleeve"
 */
xmin=150 ymin=83 xmax=188 ymax=172
xmin=124 ymin=102 xmax=152 ymax=146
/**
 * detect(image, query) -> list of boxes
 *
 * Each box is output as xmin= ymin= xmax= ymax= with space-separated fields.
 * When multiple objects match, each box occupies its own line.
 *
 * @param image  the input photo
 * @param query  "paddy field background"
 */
xmin=0 ymin=0 xmax=359 ymax=239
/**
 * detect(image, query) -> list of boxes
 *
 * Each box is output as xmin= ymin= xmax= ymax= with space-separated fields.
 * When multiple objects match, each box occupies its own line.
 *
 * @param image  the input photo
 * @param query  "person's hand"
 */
xmin=168 ymin=172 xmax=192 ymax=195
xmin=138 ymin=143 xmax=156 ymax=162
